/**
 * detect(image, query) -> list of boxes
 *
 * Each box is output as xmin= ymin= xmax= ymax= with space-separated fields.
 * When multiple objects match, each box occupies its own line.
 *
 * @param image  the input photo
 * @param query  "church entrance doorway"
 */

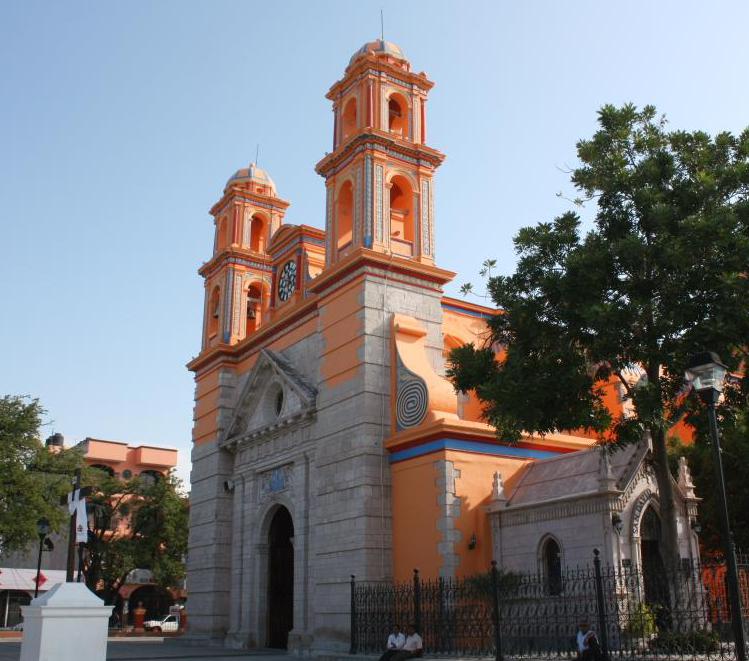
xmin=640 ymin=506 xmax=667 ymax=605
xmin=267 ymin=506 xmax=294 ymax=649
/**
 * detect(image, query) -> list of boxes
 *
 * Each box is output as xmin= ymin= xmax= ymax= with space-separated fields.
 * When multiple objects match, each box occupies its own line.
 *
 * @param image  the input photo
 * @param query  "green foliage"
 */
xmin=85 ymin=470 xmax=189 ymax=603
xmin=0 ymin=395 xmax=86 ymax=552
xmin=464 ymin=567 xmax=523 ymax=597
xmin=668 ymin=410 xmax=749 ymax=552
xmin=624 ymin=602 xmax=656 ymax=639
xmin=651 ymin=629 xmax=719 ymax=653
xmin=447 ymin=104 xmax=749 ymax=569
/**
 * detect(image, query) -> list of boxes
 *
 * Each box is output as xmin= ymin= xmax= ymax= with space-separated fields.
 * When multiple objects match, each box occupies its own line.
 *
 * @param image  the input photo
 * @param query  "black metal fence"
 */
xmin=350 ymin=550 xmax=749 ymax=660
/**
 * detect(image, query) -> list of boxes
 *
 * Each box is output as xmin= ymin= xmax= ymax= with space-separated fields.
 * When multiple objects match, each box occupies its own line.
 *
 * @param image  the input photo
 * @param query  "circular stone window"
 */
xmin=274 ymin=389 xmax=284 ymax=416
xmin=122 ymin=469 xmax=132 ymax=479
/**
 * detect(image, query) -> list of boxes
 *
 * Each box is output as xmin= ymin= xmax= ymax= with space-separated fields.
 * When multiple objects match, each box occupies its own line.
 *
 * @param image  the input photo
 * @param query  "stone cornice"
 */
xmin=315 ymin=132 xmax=445 ymax=178
xmin=209 ymin=189 xmax=290 ymax=217
xmin=326 ymin=59 xmax=434 ymax=101
xmin=198 ymin=247 xmax=273 ymax=278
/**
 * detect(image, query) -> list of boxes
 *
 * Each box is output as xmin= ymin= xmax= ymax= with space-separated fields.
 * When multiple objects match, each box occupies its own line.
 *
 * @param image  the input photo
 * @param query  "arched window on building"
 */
xmin=388 ymin=93 xmax=408 ymax=136
xmin=249 ymin=214 xmax=268 ymax=253
xmin=541 ymin=537 xmax=563 ymax=596
xmin=336 ymin=180 xmax=354 ymax=250
xmin=90 ymin=463 xmax=115 ymax=477
xmin=246 ymin=283 xmax=263 ymax=335
xmin=389 ymin=175 xmax=415 ymax=256
xmin=341 ymin=97 xmax=357 ymax=143
xmin=139 ymin=470 xmax=161 ymax=488
xmin=208 ymin=287 xmax=221 ymax=337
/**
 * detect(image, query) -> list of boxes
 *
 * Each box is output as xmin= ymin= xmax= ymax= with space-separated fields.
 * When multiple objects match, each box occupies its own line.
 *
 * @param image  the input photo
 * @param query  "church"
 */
xmin=186 ymin=40 xmax=700 ymax=652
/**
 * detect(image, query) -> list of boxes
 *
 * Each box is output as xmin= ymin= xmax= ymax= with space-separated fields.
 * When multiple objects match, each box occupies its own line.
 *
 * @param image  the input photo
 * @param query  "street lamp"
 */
xmin=34 ymin=518 xmax=51 ymax=598
xmin=686 ymin=351 xmax=747 ymax=661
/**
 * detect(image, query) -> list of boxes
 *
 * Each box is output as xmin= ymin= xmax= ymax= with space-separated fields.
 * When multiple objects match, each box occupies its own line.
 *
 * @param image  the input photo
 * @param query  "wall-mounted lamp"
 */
xmin=691 ymin=518 xmax=702 ymax=535
xmin=223 ymin=479 xmax=235 ymax=493
xmin=612 ymin=513 xmax=624 ymax=536
xmin=468 ymin=533 xmax=477 ymax=550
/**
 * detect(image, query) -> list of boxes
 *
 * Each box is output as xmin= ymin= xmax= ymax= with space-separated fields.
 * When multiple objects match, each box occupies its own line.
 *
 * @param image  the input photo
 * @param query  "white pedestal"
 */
xmin=20 ymin=582 xmax=113 ymax=661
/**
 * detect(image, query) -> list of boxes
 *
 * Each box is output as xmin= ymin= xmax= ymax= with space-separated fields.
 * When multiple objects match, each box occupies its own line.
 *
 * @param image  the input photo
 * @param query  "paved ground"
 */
xmin=0 ymin=638 xmax=289 ymax=661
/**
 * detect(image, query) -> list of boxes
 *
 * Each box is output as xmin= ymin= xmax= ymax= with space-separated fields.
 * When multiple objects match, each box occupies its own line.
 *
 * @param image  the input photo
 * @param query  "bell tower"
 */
xmin=199 ymin=163 xmax=289 ymax=349
xmin=315 ymin=40 xmax=444 ymax=268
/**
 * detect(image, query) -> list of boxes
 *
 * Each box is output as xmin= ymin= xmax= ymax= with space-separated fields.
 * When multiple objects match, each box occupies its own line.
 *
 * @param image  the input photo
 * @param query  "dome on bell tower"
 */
xmin=348 ymin=39 xmax=407 ymax=66
xmin=225 ymin=163 xmax=277 ymax=196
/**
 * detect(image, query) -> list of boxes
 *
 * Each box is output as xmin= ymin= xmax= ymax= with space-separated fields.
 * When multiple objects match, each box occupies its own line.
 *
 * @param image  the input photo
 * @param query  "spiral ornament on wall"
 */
xmin=395 ymin=352 xmax=428 ymax=431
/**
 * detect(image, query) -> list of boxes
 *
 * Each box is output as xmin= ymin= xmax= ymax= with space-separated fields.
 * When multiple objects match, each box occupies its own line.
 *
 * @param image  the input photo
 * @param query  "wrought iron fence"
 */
xmin=350 ymin=550 xmax=749 ymax=660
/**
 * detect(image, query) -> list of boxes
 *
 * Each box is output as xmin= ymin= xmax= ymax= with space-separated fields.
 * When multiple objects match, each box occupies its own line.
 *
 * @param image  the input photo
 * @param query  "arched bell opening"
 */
xmin=245 ymin=282 xmax=267 ymax=336
xmin=389 ymin=174 xmax=415 ymax=256
xmin=341 ymin=97 xmax=357 ymax=143
xmin=249 ymin=214 xmax=269 ymax=253
xmin=208 ymin=287 xmax=221 ymax=338
xmin=388 ymin=93 xmax=409 ymax=136
xmin=217 ymin=216 xmax=230 ymax=251
xmin=336 ymin=180 xmax=354 ymax=251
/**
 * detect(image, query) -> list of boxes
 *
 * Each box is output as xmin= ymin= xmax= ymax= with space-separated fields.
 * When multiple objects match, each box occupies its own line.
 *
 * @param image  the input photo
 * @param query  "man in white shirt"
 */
xmin=576 ymin=621 xmax=601 ymax=660
xmin=392 ymin=624 xmax=423 ymax=660
xmin=378 ymin=624 xmax=405 ymax=661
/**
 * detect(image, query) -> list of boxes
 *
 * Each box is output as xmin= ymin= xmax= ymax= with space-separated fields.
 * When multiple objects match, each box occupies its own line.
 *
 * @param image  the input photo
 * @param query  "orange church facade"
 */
xmin=187 ymin=40 xmax=700 ymax=651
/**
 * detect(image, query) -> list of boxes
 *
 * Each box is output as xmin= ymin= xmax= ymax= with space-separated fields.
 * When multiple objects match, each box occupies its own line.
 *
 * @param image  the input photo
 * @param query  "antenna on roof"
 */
xmin=255 ymin=144 xmax=260 ymax=168
xmin=380 ymin=9 xmax=384 ymax=41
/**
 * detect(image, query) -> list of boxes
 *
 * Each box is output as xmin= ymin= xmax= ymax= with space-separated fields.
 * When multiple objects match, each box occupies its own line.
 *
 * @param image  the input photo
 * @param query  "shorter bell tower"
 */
xmin=199 ymin=163 xmax=289 ymax=348
xmin=316 ymin=40 xmax=444 ymax=268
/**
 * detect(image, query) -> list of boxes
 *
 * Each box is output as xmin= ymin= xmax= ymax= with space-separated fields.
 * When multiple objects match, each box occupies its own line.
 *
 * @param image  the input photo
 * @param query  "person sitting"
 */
xmin=391 ymin=624 xmax=423 ymax=660
xmin=378 ymin=624 xmax=405 ymax=661
xmin=576 ymin=621 xmax=602 ymax=660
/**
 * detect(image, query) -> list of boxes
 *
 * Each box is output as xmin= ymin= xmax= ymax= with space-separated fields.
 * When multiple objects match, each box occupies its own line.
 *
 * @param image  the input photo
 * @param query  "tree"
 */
xmin=0 ymin=395 xmax=86 ymax=553
xmin=84 ymin=470 xmax=189 ymax=604
xmin=669 ymin=410 xmax=749 ymax=554
xmin=448 ymin=105 xmax=749 ymax=575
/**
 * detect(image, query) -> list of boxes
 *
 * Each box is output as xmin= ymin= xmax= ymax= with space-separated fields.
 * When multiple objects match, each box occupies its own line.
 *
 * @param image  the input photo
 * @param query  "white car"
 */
xmin=143 ymin=614 xmax=179 ymax=633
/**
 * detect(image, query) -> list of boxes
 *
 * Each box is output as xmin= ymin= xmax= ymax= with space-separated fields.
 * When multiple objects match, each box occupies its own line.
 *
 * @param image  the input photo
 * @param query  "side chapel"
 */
xmin=187 ymin=40 xmax=700 ymax=651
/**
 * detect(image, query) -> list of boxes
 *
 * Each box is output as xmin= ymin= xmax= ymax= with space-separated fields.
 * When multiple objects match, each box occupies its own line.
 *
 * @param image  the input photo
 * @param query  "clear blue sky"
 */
xmin=2 ymin=1 xmax=747 ymax=485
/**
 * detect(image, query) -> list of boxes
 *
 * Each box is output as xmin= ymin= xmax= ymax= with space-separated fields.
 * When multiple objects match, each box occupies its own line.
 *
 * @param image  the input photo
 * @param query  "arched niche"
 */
xmin=336 ymin=180 xmax=354 ymax=250
xmin=538 ymin=535 xmax=563 ymax=596
xmin=341 ymin=97 xmax=357 ymax=142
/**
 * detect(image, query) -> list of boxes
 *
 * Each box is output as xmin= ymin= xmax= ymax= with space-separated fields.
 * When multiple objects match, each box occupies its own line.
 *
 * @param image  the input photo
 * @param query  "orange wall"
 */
xmin=391 ymin=452 xmax=444 ymax=581
xmin=445 ymin=450 xmax=531 ymax=577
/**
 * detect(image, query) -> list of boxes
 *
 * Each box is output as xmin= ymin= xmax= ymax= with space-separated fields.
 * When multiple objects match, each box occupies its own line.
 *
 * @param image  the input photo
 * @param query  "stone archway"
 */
xmin=267 ymin=506 xmax=294 ymax=649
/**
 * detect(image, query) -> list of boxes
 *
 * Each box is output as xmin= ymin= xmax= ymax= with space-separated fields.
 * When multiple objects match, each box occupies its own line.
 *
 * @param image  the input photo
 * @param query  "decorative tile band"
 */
xmin=374 ymin=163 xmax=383 ymax=243
xmin=421 ymin=179 xmax=431 ymax=257
xmin=365 ymin=156 xmax=373 ymax=246
xmin=440 ymin=303 xmax=493 ymax=319
xmin=389 ymin=438 xmax=562 ymax=464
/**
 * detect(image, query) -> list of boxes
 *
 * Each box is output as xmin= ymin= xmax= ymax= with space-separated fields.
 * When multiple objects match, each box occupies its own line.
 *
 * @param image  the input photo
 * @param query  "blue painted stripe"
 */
xmin=441 ymin=303 xmax=493 ymax=319
xmin=389 ymin=438 xmax=561 ymax=463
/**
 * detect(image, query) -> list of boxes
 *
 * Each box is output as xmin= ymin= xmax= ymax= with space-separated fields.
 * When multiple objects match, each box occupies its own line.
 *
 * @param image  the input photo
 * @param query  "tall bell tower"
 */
xmin=199 ymin=164 xmax=289 ymax=349
xmin=315 ymin=40 xmax=444 ymax=267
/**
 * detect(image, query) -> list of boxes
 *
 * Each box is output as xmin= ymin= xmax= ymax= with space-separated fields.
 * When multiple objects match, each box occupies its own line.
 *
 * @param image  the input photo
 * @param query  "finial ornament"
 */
xmin=678 ymin=456 xmax=696 ymax=498
xmin=492 ymin=471 xmax=506 ymax=502
xmin=380 ymin=9 xmax=384 ymax=41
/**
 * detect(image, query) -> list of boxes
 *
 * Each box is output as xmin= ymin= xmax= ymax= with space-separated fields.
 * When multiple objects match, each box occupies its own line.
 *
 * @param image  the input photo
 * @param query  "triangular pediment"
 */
xmin=221 ymin=349 xmax=317 ymax=446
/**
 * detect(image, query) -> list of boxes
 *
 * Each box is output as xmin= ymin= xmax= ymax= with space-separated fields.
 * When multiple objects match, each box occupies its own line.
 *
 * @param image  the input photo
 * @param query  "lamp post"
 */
xmin=686 ymin=351 xmax=747 ymax=661
xmin=34 ymin=518 xmax=50 ymax=598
